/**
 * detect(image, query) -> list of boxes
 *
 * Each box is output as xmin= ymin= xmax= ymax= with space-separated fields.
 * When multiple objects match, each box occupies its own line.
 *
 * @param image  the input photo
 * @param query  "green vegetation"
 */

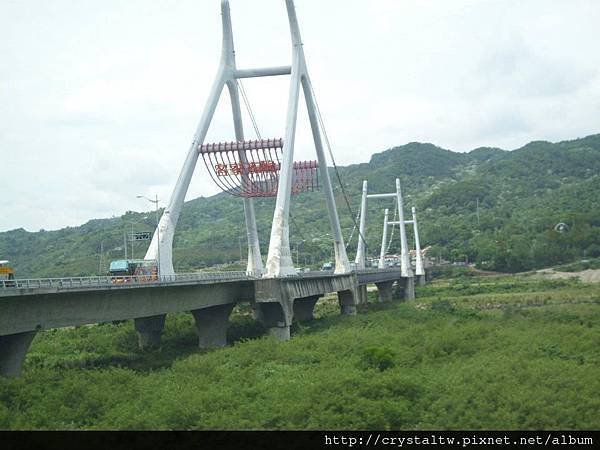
xmin=555 ymin=257 xmax=600 ymax=273
xmin=1 ymin=134 xmax=600 ymax=278
xmin=1 ymin=276 xmax=598 ymax=430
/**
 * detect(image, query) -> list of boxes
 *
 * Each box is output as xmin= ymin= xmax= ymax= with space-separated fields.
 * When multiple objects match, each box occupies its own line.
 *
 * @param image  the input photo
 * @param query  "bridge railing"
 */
xmin=0 ymin=268 xmax=404 ymax=291
xmin=0 ymin=271 xmax=249 ymax=291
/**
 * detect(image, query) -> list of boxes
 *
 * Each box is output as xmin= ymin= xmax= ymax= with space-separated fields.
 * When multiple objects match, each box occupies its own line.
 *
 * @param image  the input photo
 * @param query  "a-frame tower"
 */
xmin=144 ymin=1 xmax=351 ymax=278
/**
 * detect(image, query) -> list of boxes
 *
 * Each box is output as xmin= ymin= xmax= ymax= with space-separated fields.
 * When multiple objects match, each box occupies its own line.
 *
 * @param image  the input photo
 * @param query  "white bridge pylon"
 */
xmin=144 ymin=0 xmax=351 ymax=278
xmin=355 ymin=178 xmax=423 ymax=278
xmin=405 ymin=207 xmax=425 ymax=278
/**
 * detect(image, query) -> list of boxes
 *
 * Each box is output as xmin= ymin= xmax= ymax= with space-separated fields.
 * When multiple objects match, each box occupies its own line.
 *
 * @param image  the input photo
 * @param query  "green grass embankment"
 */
xmin=1 ymin=276 xmax=599 ymax=429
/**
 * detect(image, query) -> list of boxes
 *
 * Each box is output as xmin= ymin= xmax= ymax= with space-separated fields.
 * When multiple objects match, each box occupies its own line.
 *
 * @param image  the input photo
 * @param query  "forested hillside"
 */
xmin=2 ymin=134 xmax=599 ymax=278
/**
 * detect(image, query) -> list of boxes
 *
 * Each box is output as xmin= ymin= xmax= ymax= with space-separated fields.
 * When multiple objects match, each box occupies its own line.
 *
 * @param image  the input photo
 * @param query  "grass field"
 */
xmin=1 ymin=275 xmax=599 ymax=430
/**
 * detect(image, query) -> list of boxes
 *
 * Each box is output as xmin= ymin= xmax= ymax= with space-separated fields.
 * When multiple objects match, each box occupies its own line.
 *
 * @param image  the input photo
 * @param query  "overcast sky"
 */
xmin=1 ymin=0 xmax=599 ymax=232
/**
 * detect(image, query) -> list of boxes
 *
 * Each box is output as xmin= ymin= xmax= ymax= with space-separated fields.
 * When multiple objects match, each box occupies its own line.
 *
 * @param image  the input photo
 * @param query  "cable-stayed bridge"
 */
xmin=0 ymin=1 xmax=427 ymax=377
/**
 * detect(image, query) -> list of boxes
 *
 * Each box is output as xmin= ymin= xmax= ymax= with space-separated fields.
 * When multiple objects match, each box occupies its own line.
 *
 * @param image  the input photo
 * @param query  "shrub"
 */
xmin=359 ymin=347 xmax=396 ymax=372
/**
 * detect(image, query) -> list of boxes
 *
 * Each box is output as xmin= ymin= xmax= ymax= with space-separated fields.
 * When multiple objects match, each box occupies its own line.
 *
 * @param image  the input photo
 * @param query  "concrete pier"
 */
xmin=393 ymin=277 xmax=415 ymax=301
xmin=191 ymin=304 xmax=235 ymax=348
xmin=375 ymin=281 xmax=394 ymax=302
xmin=0 ymin=331 xmax=37 ymax=377
xmin=404 ymin=277 xmax=415 ymax=300
xmin=293 ymin=295 xmax=321 ymax=322
xmin=134 ymin=314 xmax=166 ymax=350
xmin=255 ymin=301 xmax=292 ymax=341
xmin=356 ymin=284 xmax=369 ymax=305
xmin=254 ymin=273 xmax=360 ymax=341
xmin=1 ymin=268 xmax=414 ymax=377
xmin=338 ymin=289 xmax=358 ymax=315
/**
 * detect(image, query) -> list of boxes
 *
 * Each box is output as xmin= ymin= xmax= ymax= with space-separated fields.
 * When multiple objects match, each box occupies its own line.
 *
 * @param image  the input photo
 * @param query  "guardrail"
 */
xmin=356 ymin=267 xmax=401 ymax=274
xmin=0 ymin=271 xmax=249 ymax=290
xmin=0 ymin=268 xmax=403 ymax=291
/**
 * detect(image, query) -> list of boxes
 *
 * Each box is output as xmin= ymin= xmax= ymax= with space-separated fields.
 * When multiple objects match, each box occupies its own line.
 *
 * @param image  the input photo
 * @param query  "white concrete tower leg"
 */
xmin=226 ymin=80 xmax=264 ymax=277
xmin=301 ymin=75 xmax=351 ymax=274
xmin=264 ymin=57 xmax=301 ymax=277
xmin=265 ymin=0 xmax=304 ymax=278
xmin=412 ymin=206 xmax=424 ymax=277
xmin=355 ymin=180 xmax=368 ymax=269
xmin=144 ymin=1 xmax=235 ymax=275
xmin=396 ymin=178 xmax=414 ymax=278
xmin=144 ymin=74 xmax=226 ymax=277
xmin=378 ymin=208 xmax=389 ymax=269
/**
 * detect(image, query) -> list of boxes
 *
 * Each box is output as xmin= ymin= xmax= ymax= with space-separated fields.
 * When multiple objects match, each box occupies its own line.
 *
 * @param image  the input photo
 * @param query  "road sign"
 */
xmin=130 ymin=232 xmax=152 ymax=241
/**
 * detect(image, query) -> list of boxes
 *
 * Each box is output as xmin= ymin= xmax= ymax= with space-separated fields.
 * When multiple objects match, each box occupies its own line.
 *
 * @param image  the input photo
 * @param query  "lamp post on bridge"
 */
xmin=137 ymin=195 xmax=161 ymax=280
xmin=295 ymin=240 xmax=305 ymax=267
xmin=125 ymin=215 xmax=149 ymax=260
xmin=310 ymin=234 xmax=331 ymax=268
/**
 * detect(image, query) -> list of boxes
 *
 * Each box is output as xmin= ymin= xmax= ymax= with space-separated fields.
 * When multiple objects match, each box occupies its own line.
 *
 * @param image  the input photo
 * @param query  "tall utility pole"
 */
xmin=295 ymin=240 xmax=304 ymax=266
xmin=131 ymin=222 xmax=135 ymax=259
xmin=99 ymin=242 xmax=104 ymax=275
xmin=137 ymin=195 xmax=161 ymax=279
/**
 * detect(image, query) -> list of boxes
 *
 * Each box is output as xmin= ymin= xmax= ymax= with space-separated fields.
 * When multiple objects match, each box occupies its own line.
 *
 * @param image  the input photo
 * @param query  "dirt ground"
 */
xmin=534 ymin=268 xmax=600 ymax=283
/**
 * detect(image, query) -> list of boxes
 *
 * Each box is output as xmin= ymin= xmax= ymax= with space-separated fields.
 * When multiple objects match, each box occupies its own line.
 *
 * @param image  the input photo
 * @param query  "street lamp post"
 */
xmin=137 ymin=195 xmax=161 ymax=280
xmin=128 ymin=215 xmax=149 ymax=260
xmin=295 ymin=240 xmax=305 ymax=267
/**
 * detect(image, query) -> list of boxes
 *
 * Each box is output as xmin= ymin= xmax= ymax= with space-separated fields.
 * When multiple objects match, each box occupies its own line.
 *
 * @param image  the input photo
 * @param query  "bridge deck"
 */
xmin=0 ymin=268 xmax=402 ymax=297
xmin=0 ymin=267 xmax=416 ymax=376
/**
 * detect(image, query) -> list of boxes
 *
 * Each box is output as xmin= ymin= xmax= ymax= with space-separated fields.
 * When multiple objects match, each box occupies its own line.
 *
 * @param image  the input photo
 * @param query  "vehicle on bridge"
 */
xmin=108 ymin=259 xmax=157 ymax=283
xmin=321 ymin=262 xmax=333 ymax=271
xmin=0 ymin=260 xmax=15 ymax=287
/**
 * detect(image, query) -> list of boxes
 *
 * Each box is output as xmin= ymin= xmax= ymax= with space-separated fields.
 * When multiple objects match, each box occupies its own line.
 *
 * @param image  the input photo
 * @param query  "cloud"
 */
xmin=1 ymin=0 xmax=599 ymax=231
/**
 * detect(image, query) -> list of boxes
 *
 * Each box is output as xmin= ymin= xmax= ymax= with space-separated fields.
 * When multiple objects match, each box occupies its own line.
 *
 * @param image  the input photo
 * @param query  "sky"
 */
xmin=1 ymin=0 xmax=599 ymax=232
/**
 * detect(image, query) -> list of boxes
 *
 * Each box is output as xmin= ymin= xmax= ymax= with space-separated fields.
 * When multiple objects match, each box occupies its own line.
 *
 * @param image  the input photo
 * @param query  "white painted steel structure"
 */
xmin=354 ymin=180 xmax=368 ymax=269
xmin=389 ymin=208 xmax=424 ymax=276
xmin=358 ymin=178 xmax=414 ymax=278
xmin=265 ymin=0 xmax=350 ymax=277
xmin=378 ymin=209 xmax=390 ymax=269
xmin=145 ymin=0 xmax=350 ymax=278
xmin=411 ymin=207 xmax=425 ymax=276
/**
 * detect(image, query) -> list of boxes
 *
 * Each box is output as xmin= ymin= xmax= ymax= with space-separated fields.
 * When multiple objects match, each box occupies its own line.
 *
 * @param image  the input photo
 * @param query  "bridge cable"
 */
xmin=345 ymin=207 xmax=362 ymax=250
xmin=238 ymin=77 xmax=368 ymax=261
xmin=237 ymin=79 xmax=262 ymax=140
xmin=386 ymin=203 xmax=397 ymax=254
xmin=306 ymin=78 xmax=370 ymax=257
xmin=237 ymin=79 xmax=308 ymax=247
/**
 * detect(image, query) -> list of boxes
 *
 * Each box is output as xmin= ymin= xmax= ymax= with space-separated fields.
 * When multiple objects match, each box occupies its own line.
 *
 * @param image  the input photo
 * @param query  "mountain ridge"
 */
xmin=2 ymin=133 xmax=599 ymax=277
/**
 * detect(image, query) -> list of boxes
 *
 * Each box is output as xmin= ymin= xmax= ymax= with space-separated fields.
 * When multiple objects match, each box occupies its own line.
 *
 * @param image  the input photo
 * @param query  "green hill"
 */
xmin=2 ymin=134 xmax=600 ymax=277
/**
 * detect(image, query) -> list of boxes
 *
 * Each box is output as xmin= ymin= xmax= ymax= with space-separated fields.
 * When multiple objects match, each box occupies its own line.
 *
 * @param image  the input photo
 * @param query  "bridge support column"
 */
xmin=293 ymin=295 xmax=322 ymax=322
xmin=134 ymin=314 xmax=166 ymax=350
xmin=338 ymin=289 xmax=357 ymax=315
xmin=357 ymin=284 xmax=369 ymax=305
xmin=255 ymin=302 xmax=292 ymax=340
xmin=0 ymin=331 xmax=37 ymax=377
xmin=191 ymin=304 xmax=235 ymax=349
xmin=254 ymin=278 xmax=294 ymax=341
xmin=375 ymin=281 xmax=394 ymax=303
xmin=397 ymin=277 xmax=415 ymax=301
xmin=406 ymin=277 xmax=415 ymax=300
xmin=418 ymin=274 xmax=426 ymax=287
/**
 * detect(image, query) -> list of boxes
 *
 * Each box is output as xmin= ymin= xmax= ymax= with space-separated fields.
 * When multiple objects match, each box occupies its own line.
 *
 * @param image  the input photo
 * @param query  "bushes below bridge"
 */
xmin=0 ymin=276 xmax=599 ymax=429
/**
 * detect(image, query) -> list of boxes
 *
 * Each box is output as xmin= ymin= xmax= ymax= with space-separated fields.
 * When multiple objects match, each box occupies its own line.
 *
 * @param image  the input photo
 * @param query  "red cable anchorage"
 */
xmin=199 ymin=138 xmax=319 ymax=197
